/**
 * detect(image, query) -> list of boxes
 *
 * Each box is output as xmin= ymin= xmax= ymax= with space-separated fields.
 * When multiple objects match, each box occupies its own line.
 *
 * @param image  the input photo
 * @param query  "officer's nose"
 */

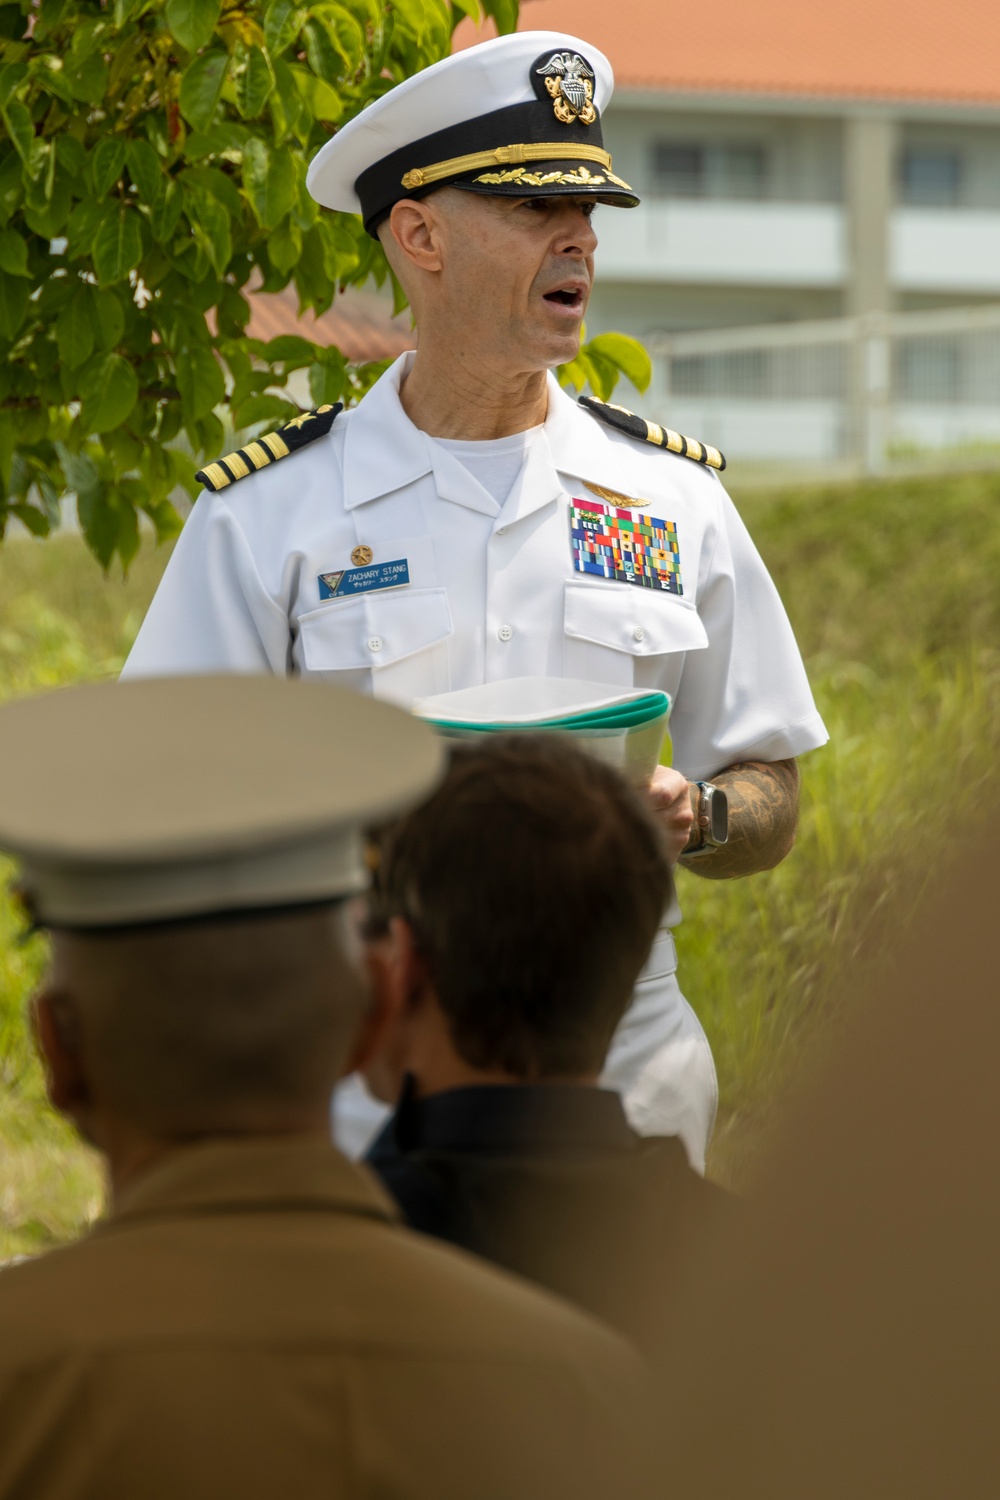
xmin=553 ymin=203 xmax=598 ymax=259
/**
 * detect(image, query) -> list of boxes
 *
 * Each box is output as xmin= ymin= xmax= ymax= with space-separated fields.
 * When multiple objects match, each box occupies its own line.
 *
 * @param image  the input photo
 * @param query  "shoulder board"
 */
xmin=195 ymin=403 xmax=344 ymax=494
xmin=579 ymin=396 xmax=726 ymax=473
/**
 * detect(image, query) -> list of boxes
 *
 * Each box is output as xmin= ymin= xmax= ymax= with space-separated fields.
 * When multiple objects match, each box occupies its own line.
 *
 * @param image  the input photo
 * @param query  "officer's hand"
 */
xmin=647 ymin=766 xmax=696 ymax=864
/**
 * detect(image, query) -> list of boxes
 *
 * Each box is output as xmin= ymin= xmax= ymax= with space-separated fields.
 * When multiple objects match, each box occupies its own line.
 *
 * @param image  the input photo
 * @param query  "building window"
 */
xmin=651 ymin=142 xmax=768 ymax=200
xmin=900 ymin=147 xmax=962 ymax=207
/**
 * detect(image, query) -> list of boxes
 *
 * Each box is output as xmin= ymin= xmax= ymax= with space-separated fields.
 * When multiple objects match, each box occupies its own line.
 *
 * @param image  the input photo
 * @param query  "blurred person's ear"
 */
xmin=31 ymin=987 xmax=93 ymax=1130
xmin=357 ymin=917 xmax=426 ymax=1104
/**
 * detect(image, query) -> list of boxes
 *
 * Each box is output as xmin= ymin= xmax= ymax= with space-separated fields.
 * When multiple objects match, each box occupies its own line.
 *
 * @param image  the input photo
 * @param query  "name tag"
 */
xmin=319 ymin=559 xmax=410 ymax=600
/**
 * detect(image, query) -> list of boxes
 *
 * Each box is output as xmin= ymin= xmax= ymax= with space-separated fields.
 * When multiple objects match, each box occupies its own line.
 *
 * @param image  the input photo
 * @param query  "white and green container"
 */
xmin=413 ymin=678 xmax=671 ymax=788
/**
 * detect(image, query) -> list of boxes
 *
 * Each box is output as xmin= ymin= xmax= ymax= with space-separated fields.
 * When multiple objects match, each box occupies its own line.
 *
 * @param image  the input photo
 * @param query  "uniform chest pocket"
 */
xmin=298 ymin=587 xmax=453 ymax=704
xmin=563 ymin=582 xmax=708 ymax=690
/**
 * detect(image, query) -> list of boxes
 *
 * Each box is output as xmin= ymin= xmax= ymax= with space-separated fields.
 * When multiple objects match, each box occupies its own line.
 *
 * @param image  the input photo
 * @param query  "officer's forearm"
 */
xmin=681 ymin=758 xmax=800 ymax=880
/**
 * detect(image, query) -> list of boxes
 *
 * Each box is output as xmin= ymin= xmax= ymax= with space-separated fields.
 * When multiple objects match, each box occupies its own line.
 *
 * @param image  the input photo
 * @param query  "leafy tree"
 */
xmin=0 ymin=0 xmax=648 ymax=570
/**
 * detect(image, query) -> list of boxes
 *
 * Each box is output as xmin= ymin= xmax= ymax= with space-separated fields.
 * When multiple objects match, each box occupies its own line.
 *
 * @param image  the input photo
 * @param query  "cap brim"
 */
xmin=452 ymin=180 xmax=638 ymax=208
xmin=449 ymin=160 xmax=639 ymax=208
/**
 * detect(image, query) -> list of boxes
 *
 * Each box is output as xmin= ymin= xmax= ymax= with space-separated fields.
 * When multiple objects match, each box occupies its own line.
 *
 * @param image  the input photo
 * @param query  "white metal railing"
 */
xmin=645 ymin=303 xmax=1000 ymax=476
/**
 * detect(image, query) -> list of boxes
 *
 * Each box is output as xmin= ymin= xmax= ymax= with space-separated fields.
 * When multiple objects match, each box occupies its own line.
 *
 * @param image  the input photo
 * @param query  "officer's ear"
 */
xmin=384 ymin=198 xmax=446 ymax=276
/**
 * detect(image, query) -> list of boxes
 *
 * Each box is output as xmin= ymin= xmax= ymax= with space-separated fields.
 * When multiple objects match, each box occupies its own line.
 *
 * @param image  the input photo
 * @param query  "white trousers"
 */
xmin=332 ymin=927 xmax=718 ymax=1175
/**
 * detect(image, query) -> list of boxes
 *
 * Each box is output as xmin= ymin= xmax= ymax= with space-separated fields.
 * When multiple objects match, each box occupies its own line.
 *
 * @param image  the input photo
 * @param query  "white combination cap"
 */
xmin=0 ymin=676 xmax=445 ymax=930
xmin=307 ymin=30 xmax=639 ymax=236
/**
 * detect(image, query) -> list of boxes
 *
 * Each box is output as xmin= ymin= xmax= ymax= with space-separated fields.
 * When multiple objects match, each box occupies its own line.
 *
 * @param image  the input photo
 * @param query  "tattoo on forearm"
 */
xmin=683 ymin=758 xmax=800 ymax=881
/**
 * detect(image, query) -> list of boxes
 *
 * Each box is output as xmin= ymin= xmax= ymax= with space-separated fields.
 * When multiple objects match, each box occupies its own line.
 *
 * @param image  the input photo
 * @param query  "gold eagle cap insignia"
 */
xmin=534 ymin=51 xmax=597 ymax=126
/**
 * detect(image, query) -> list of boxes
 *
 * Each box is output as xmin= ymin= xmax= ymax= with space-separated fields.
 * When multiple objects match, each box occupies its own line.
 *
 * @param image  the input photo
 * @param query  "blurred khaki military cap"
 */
xmin=0 ymin=676 xmax=444 ymax=929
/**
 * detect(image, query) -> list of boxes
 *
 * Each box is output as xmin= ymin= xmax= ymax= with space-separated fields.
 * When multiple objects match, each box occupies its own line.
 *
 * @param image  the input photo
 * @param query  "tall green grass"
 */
xmin=1 ymin=470 xmax=999 ymax=1249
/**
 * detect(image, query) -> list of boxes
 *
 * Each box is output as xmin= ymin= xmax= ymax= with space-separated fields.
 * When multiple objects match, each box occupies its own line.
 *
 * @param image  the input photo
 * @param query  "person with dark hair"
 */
xmin=362 ymin=734 xmax=726 ymax=1358
xmin=0 ymin=678 xmax=657 ymax=1500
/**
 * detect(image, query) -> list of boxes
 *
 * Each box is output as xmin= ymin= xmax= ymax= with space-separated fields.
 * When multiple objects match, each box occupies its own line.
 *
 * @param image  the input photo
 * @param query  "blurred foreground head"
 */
xmin=0 ymin=676 xmax=443 ymax=1162
xmin=663 ymin=792 xmax=1000 ymax=1493
xmin=364 ymin=733 xmax=672 ymax=1100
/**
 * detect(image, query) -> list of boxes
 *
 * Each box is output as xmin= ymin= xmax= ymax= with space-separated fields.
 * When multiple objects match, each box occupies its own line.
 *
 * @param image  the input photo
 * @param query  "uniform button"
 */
xmin=368 ymin=636 xmax=383 ymax=652
xmin=498 ymin=624 xmax=513 ymax=642
xmin=632 ymin=625 xmax=645 ymax=643
xmin=496 ymin=525 xmax=508 ymax=536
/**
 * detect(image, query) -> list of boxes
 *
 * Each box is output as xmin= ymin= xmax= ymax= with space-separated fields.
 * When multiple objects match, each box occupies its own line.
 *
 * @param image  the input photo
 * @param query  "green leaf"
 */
xmin=1 ymin=98 xmax=33 ymax=166
xmin=586 ymin=332 xmax=653 ymax=395
xmin=267 ymin=214 xmax=300 ymax=273
xmin=56 ymin=444 xmax=102 ymax=502
xmin=269 ymin=59 xmax=310 ymax=146
xmin=242 ymin=137 xmax=295 ymax=229
xmin=0 ymin=149 xmax=22 ymax=225
xmin=56 ymin=294 xmax=95 ymax=370
xmin=233 ymin=392 xmax=297 ymax=427
xmin=262 ymin=333 xmax=315 ymax=367
xmin=66 ymin=197 xmax=106 ymax=258
xmin=55 ymin=134 xmax=87 ymax=178
xmin=190 ymin=191 xmax=232 ymax=276
xmin=0 ymin=61 xmax=27 ymax=106
xmin=310 ymin=6 xmax=365 ymax=74
xmin=0 ymin=267 xmax=27 ymax=338
xmin=178 ymin=49 xmax=228 ymax=133
xmin=166 ymin=0 xmax=220 ymax=53
xmin=555 ymin=352 xmax=589 ymax=396
xmin=89 ymin=286 xmax=126 ymax=351
xmin=125 ymin=139 xmax=162 ymax=201
xmin=76 ymin=482 xmax=118 ymax=570
xmin=92 ymin=136 xmax=127 ymax=198
xmin=92 ymin=205 xmax=142 ymax=284
xmin=308 ymin=359 xmax=345 ymax=407
xmin=114 ymin=0 xmax=144 ymax=29
xmin=302 ymin=16 xmax=343 ymax=83
xmin=143 ymin=494 xmax=184 ymax=542
xmin=264 ymin=0 xmax=304 ymax=55
xmin=37 ymin=0 xmax=65 ymax=29
xmin=180 ymin=162 xmax=243 ymax=215
xmin=216 ymin=282 xmax=250 ymax=336
xmin=9 ymin=501 xmax=51 ymax=536
xmin=181 ymin=121 xmax=249 ymax=161
xmin=235 ymin=44 xmax=274 ymax=118
xmin=149 ymin=177 xmax=184 ymax=242
xmin=176 ymin=343 xmax=225 ymax=421
xmin=79 ymin=351 xmax=139 ymax=433
xmin=0 ymin=226 xmax=28 ymax=276
xmin=156 ymin=399 xmax=183 ymax=444
xmin=107 ymin=32 xmax=146 ymax=101
xmin=482 ymin=0 xmax=518 ymax=35
xmin=63 ymin=50 xmax=108 ymax=104
xmin=288 ymin=64 xmax=341 ymax=123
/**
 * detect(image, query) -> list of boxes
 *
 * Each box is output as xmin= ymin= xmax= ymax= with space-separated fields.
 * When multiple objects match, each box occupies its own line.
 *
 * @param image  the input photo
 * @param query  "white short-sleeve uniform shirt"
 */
xmin=124 ymin=353 xmax=828 ymax=1170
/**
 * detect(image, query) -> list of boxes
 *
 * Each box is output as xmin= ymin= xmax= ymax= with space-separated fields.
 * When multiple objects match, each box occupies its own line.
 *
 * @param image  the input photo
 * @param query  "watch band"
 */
xmin=683 ymin=780 xmax=728 ymax=858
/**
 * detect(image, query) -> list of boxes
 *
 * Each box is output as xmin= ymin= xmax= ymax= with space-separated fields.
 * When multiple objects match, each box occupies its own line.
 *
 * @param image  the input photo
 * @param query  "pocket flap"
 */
xmin=564 ymin=582 xmax=709 ymax=657
xmin=299 ymin=587 xmax=453 ymax=671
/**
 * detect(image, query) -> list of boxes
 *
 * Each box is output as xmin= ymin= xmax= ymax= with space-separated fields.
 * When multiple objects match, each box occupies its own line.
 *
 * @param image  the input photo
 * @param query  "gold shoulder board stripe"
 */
xmin=195 ymin=404 xmax=343 ymax=494
xmin=579 ymin=397 xmax=726 ymax=473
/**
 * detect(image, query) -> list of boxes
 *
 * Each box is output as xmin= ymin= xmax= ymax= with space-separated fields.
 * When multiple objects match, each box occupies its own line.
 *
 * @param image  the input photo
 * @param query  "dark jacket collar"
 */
xmin=369 ymin=1081 xmax=640 ymax=1163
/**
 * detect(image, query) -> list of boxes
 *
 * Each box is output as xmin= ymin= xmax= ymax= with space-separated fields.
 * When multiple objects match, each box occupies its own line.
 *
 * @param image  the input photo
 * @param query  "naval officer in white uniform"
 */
xmin=122 ymin=30 xmax=828 ymax=1173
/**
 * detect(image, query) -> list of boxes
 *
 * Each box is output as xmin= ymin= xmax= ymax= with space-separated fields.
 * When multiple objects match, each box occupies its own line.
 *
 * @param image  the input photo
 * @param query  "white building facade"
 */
xmin=585 ymin=90 xmax=1000 ymax=471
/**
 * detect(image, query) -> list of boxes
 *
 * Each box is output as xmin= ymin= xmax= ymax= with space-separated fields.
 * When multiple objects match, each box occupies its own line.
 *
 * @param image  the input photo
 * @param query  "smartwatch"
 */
xmin=684 ymin=780 xmax=729 ymax=857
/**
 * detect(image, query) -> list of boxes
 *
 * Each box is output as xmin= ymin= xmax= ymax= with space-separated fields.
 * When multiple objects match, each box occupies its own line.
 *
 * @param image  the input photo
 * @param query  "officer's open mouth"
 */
xmin=544 ymin=288 xmax=584 ymax=308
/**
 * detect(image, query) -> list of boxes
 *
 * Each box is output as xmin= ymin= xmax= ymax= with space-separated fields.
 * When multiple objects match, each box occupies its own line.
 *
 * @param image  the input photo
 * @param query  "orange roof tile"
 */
xmin=456 ymin=0 xmax=1000 ymax=106
xmin=246 ymin=287 xmax=415 ymax=363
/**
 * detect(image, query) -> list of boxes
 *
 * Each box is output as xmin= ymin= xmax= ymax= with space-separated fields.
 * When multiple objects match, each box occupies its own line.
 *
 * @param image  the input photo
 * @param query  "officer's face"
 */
xmin=418 ymin=189 xmax=599 ymax=371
